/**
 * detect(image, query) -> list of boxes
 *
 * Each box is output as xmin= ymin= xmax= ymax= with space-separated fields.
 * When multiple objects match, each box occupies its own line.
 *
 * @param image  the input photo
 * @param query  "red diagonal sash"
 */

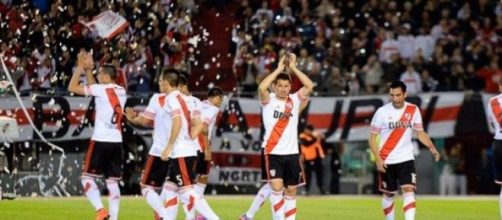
xmin=265 ymin=97 xmax=293 ymax=154
xmin=159 ymin=95 xmax=166 ymax=108
xmin=490 ymin=98 xmax=502 ymax=130
xmin=105 ymin=87 xmax=123 ymax=130
xmin=379 ymin=105 xmax=416 ymax=161
xmin=176 ymin=95 xmax=191 ymax=134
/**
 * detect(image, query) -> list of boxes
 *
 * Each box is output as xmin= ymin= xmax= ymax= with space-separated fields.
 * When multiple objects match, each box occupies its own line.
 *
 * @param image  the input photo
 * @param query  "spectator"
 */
xmin=400 ymin=64 xmax=422 ymax=95
xmin=421 ymin=69 xmax=438 ymax=92
xmin=300 ymin=125 xmax=326 ymax=195
xmin=440 ymin=143 xmax=467 ymax=195
xmin=362 ymin=55 xmax=383 ymax=93
xmin=397 ymin=24 xmax=415 ymax=60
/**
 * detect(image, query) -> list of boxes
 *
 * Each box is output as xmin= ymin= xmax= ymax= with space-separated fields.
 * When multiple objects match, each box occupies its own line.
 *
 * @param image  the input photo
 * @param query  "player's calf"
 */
xmin=402 ymin=187 xmax=416 ymax=220
xmin=382 ymin=193 xmax=395 ymax=220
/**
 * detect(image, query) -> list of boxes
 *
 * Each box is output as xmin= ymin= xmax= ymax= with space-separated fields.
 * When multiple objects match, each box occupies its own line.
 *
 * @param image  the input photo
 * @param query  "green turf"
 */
xmin=0 ymin=196 xmax=497 ymax=219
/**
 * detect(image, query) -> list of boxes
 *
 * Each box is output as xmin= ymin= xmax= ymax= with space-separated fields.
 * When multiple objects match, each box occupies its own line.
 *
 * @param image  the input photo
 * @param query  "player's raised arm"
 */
xmin=415 ymin=130 xmax=440 ymax=161
xmin=289 ymin=53 xmax=314 ymax=98
xmin=84 ymin=53 xmax=96 ymax=86
xmin=257 ymin=55 xmax=287 ymax=103
xmin=68 ymin=51 xmax=93 ymax=96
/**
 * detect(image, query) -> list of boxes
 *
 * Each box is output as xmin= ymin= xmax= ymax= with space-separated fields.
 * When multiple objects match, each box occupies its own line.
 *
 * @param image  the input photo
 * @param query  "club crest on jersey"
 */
xmin=270 ymin=169 xmax=276 ymax=177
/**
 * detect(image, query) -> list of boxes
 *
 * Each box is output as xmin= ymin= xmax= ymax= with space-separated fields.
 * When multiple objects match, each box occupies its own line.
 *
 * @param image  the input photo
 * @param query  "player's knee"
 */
xmin=284 ymin=187 xmax=297 ymax=196
xmin=106 ymin=179 xmax=121 ymax=196
xmin=270 ymin=182 xmax=284 ymax=192
xmin=81 ymin=176 xmax=96 ymax=190
xmin=402 ymin=186 xmax=415 ymax=193
xmin=383 ymin=192 xmax=395 ymax=199
xmin=198 ymin=175 xmax=209 ymax=184
xmin=140 ymin=187 xmax=152 ymax=197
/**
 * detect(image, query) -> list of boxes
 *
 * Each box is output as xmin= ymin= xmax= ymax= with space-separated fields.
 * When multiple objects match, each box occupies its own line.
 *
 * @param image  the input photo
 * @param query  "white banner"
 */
xmin=0 ymin=93 xmax=475 ymax=185
xmin=84 ymin=10 xmax=129 ymax=40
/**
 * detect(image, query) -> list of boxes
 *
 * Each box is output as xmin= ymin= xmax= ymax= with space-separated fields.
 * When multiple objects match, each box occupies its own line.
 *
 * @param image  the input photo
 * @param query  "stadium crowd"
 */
xmin=231 ymin=0 xmax=502 ymax=96
xmin=0 ymin=0 xmax=196 ymax=94
xmin=0 ymin=0 xmax=500 ymax=97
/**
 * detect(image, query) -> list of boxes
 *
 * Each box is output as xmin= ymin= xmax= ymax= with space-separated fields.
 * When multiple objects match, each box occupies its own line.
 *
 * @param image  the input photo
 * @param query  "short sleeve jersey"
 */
xmin=84 ymin=84 xmax=126 ymax=143
xmin=370 ymin=102 xmax=423 ymax=164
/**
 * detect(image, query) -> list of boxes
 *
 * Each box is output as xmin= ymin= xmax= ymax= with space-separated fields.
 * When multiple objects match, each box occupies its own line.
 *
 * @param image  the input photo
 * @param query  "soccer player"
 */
xmin=486 ymin=78 xmax=502 ymax=219
xmin=240 ymin=100 xmax=309 ymax=220
xmin=256 ymin=53 xmax=313 ymax=220
xmin=184 ymin=86 xmax=225 ymax=219
xmin=368 ymin=80 xmax=440 ymax=220
xmin=124 ymin=69 xmax=179 ymax=220
xmin=160 ymin=74 xmax=219 ymax=220
xmin=68 ymin=51 xmax=126 ymax=220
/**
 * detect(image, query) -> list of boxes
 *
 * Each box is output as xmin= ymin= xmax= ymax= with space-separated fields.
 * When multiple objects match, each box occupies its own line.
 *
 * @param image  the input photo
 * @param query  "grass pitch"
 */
xmin=0 ymin=195 xmax=496 ymax=219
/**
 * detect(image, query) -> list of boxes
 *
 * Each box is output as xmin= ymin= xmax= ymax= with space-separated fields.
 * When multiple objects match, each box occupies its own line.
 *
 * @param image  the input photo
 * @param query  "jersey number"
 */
xmin=176 ymin=175 xmax=183 ymax=186
xmin=110 ymin=104 xmax=121 ymax=125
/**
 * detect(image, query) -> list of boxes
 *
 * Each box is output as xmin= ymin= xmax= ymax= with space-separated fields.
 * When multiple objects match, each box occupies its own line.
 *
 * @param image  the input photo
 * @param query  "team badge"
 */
xmin=270 ymin=169 xmax=276 ymax=177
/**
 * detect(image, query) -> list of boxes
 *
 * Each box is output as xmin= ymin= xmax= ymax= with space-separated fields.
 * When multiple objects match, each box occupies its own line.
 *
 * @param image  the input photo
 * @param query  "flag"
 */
xmin=83 ymin=10 xmax=129 ymax=40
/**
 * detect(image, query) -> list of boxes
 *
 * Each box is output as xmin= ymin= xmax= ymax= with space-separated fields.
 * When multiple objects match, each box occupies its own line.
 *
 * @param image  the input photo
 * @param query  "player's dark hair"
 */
xmin=208 ymin=87 xmax=224 ymax=98
xmin=100 ymin=64 xmax=117 ymax=80
xmin=389 ymin=80 xmax=407 ymax=93
xmin=161 ymin=68 xmax=179 ymax=87
xmin=273 ymin=73 xmax=291 ymax=84
xmin=178 ymin=72 xmax=188 ymax=86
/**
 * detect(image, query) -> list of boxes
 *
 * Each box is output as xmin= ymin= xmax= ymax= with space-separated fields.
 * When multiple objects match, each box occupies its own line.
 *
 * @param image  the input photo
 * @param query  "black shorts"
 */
xmin=195 ymin=151 xmax=212 ymax=176
xmin=166 ymin=156 xmax=197 ymax=187
xmin=493 ymin=140 xmax=502 ymax=184
xmin=379 ymin=160 xmax=416 ymax=193
xmin=263 ymin=154 xmax=306 ymax=187
xmin=140 ymin=155 xmax=170 ymax=188
xmin=82 ymin=141 xmax=123 ymax=179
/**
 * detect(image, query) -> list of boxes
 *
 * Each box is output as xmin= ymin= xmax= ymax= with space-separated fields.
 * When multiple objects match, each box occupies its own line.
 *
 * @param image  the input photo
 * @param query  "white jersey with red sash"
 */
xmin=261 ymin=91 xmax=308 ymax=155
xmin=197 ymin=100 xmax=220 ymax=152
xmin=488 ymin=93 xmax=502 ymax=140
xmin=370 ymin=102 xmax=423 ymax=164
xmin=164 ymin=90 xmax=198 ymax=158
xmin=143 ymin=93 xmax=171 ymax=157
xmin=183 ymin=95 xmax=203 ymax=153
xmin=84 ymin=83 xmax=126 ymax=143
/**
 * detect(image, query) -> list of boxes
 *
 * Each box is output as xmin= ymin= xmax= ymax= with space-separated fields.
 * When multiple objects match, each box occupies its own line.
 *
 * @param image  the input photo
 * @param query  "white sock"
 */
xmin=195 ymin=183 xmax=207 ymax=197
xmin=106 ymin=179 xmax=121 ymax=220
xmin=182 ymin=200 xmax=196 ymax=220
xmin=161 ymin=182 xmax=179 ymax=220
xmin=246 ymin=183 xmax=272 ymax=218
xmin=183 ymin=184 xmax=207 ymax=220
xmin=141 ymin=187 xmax=165 ymax=218
xmin=499 ymin=187 xmax=502 ymax=220
xmin=403 ymin=192 xmax=416 ymax=220
xmin=284 ymin=195 xmax=296 ymax=220
xmin=180 ymin=189 xmax=219 ymax=220
xmin=81 ymin=176 xmax=104 ymax=211
xmin=382 ymin=194 xmax=395 ymax=220
xmin=269 ymin=190 xmax=285 ymax=220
